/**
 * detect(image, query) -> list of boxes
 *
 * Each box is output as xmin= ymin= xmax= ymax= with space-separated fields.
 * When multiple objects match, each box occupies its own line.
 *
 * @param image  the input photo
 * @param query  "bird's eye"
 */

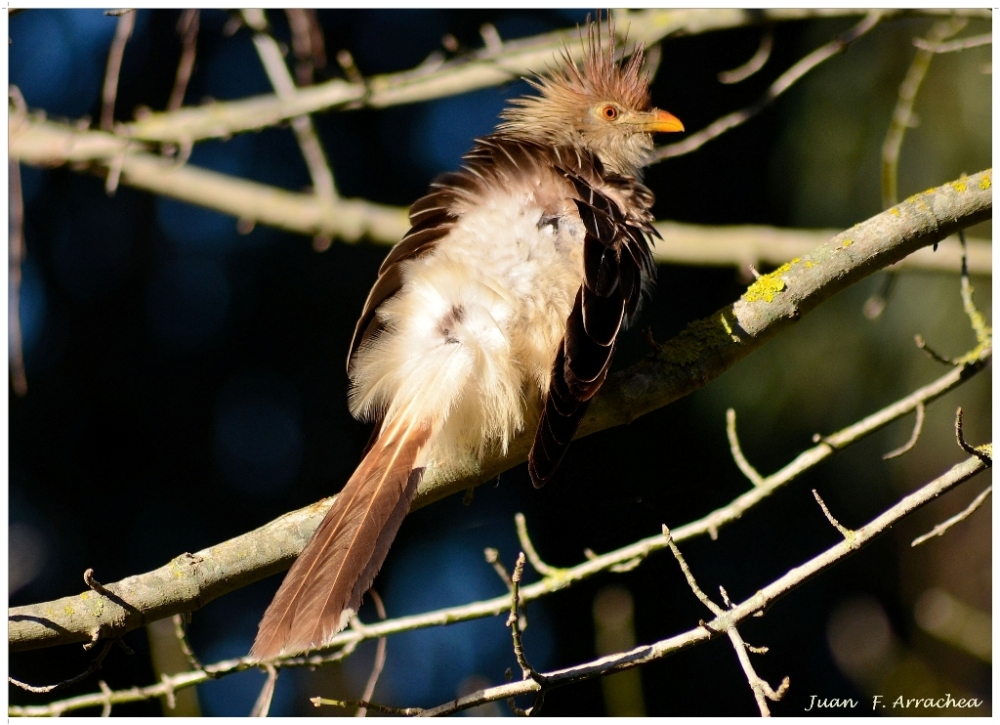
xmin=600 ymin=105 xmax=619 ymax=120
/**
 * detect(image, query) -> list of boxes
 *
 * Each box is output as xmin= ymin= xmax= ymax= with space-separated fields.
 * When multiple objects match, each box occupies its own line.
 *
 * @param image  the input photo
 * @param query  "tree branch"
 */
xmin=8 ymin=115 xmax=992 ymax=274
xmin=93 ymin=8 xmax=984 ymax=145
xmin=9 ymin=170 xmax=990 ymax=653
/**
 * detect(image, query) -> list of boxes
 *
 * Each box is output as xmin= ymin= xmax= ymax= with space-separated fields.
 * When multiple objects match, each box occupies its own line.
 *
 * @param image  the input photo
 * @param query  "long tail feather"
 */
xmin=251 ymin=418 xmax=431 ymax=659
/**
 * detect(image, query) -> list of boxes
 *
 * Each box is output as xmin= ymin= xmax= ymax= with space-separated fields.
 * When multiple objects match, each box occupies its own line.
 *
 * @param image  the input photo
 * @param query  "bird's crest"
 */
xmin=500 ymin=16 xmax=651 ymax=123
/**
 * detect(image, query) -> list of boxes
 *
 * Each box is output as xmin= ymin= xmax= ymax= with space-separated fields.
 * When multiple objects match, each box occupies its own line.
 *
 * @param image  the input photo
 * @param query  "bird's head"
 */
xmin=498 ymin=17 xmax=683 ymax=177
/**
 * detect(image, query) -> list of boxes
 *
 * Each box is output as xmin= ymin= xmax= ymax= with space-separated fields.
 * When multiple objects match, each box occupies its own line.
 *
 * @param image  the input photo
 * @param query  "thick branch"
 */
xmin=8 ymin=170 xmax=991 ymax=653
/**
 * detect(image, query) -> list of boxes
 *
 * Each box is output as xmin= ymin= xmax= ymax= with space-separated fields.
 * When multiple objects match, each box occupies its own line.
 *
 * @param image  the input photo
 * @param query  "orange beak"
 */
xmin=642 ymin=108 xmax=684 ymax=134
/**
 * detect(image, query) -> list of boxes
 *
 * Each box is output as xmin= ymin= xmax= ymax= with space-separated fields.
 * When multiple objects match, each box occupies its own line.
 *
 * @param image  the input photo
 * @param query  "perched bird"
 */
xmin=251 ymin=17 xmax=683 ymax=659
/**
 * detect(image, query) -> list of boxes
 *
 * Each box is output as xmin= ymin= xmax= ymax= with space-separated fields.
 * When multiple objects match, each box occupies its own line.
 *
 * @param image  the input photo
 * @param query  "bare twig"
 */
xmin=71 ymin=9 xmax=978 ymax=146
xmin=725 ymin=408 xmax=764 ymax=486
xmin=8 ymin=159 xmax=28 ymax=396
xmin=101 ymin=9 xmax=136 ymax=131
xmin=958 ymin=231 xmax=991 ymax=347
xmin=242 ymin=9 xmax=338 ymax=206
xmin=414 ymin=453 xmax=989 ymax=716
xmin=171 ymin=614 xmax=205 ymax=674
xmin=312 ymin=696 xmax=423 ymax=716
xmin=912 ymin=484 xmax=991 ymax=547
xmin=484 ymin=547 xmax=513 ymax=591
xmin=166 ymin=9 xmax=199 ymax=113
xmin=727 ymin=625 xmax=790 ymax=717
xmin=285 ymin=9 xmax=326 ymax=87
xmin=12 ymin=451 xmax=990 ymax=716
xmin=811 ymin=490 xmax=854 ymax=540
xmin=8 ymin=640 xmax=113 ymax=694
xmin=954 ymin=408 xmax=991 ymax=465
xmin=662 ymin=526 xmax=724 ymax=616
xmin=883 ymin=401 xmax=925 ymax=459
xmin=654 ymin=12 xmax=883 ymax=162
xmin=355 ymin=590 xmax=388 ymax=718
xmin=718 ymin=27 xmax=773 ymax=84
xmin=881 ymin=18 xmax=968 ymax=209
xmin=515 ymin=513 xmax=561 ymax=577
xmin=249 ymin=663 xmax=277 ymax=717
xmin=914 ymin=32 xmax=991 ymax=53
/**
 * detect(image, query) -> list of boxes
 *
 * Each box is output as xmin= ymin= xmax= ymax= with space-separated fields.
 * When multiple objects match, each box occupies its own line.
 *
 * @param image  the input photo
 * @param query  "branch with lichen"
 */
xmin=9 ymin=169 xmax=991 ymax=657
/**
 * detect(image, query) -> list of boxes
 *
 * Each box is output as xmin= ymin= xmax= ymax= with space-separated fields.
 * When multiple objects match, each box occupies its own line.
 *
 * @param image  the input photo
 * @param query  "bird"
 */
xmin=251 ymin=15 xmax=683 ymax=660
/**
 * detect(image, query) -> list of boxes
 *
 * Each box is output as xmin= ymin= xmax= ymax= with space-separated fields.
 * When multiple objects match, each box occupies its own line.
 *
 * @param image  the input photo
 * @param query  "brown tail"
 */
xmin=251 ymin=419 xmax=431 ymax=659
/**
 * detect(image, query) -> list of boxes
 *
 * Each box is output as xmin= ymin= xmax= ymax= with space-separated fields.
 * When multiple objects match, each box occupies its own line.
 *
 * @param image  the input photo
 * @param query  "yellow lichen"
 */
xmin=804 ymin=260 xmax=814 ymax=268
xmin=952 ymin=180 xmax=967 ymax=192
xmin=889 ymin=207 xmax=900 ymax=217
xmin=842 ymin=239 xmax=853 ymax=247
xmin=980 ymin=173 xmax=991 ymax=190
xmin=743 ymin=260 xmax=796 ymax=303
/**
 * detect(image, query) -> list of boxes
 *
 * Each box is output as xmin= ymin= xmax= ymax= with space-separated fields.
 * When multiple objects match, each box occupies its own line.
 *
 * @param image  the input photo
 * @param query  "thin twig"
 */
xmin=911 ymin=484 xmax=992 ymax=546
xmin=415 ymin=453 xmax=988 ymax=716
xmin=12 ymin=452 xmax=990 ymax=716
xmin=515 ymin=513 xmax=561 ymax=577
xmin=914 ymin=32 xmax=991 ymax=53
xmin=100 ymin=10 xmax=136 ymax=131
xmin=883 ymin=401 xmax=925 ymax=459
xmin=166 ymin=9 xmax=199 ymax=113
xmin=312 ymin=696 xmax=423 ymax=715
xmin=507 ymin=553 xmax=538 ymax=682
xmin=953 ymin=408 xmax=991 ymax=465
xmin=725 ymin=409 xmax=764 ymax=486
xmin=662 ymin=526 xmax=723 ymax=616
xmin=249 ymin=663 xmax=277 ymax=717
xmin=505 ymin=552 xmax=545 ymax=716
xmin=171 ymin=614 xmax=206 ymax=674
xmin=811 ymin=490 xmax=854 ymax=540
xmin=285 ymin=9 xmax=326 ymax=87
xmin=8 ymin=158 xmax=28 ymax=396
xmin=356 ymin=590 xmax=388 ymax=718
xmin=718 ymin=27 xmax=773 ymax=84
xmin=241 ymin=9 xmax=339 ymax=206
xmin=727 ymin=626 xmax=789 ymax=716
xmin=484 ymin=547 xmax=513 ymax=591
xmin=8 ymin=640 xmax=113 ymax=694
xmin=958 ymin=231 xmax=991 ymax=348
xmin=654 ymin=12 xmax=883 ymax=162
xmin=881 ymin=18 xmax=968 ymax=209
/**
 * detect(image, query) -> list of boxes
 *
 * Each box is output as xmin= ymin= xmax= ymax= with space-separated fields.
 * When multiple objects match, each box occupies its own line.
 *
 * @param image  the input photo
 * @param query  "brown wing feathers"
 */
xmin=528 ymin=171 xmax=655 ymax=488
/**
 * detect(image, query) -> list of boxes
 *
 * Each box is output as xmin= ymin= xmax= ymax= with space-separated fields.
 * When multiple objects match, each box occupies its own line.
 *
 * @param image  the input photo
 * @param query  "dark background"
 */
xmin=9 ymin=9 xmax=991 ymax=716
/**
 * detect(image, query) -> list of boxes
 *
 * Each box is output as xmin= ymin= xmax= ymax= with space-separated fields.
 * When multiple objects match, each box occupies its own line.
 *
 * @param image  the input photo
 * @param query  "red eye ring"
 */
xmin=601 ymin=105 xmax=618 ymax=120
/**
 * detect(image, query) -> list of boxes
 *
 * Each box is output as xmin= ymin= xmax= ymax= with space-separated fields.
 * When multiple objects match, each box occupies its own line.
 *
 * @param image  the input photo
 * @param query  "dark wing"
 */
xmin=527 ymin=171 xmax=656 ymax=488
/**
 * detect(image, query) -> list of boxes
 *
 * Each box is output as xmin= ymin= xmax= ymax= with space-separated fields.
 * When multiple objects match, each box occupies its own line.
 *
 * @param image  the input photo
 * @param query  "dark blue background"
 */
xmin=9 ymin=9 xmax=992 ymax=717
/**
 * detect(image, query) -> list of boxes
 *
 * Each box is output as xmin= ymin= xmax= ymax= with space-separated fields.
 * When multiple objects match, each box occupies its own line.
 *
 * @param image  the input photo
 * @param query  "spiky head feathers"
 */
xmin=497 ymin=18 xmax=681 ymax=175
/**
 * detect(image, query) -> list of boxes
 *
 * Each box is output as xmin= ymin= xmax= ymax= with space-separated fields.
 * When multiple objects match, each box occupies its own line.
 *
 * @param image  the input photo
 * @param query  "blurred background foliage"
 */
xmin=8 ymin=8 xmax=991 ymax=717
